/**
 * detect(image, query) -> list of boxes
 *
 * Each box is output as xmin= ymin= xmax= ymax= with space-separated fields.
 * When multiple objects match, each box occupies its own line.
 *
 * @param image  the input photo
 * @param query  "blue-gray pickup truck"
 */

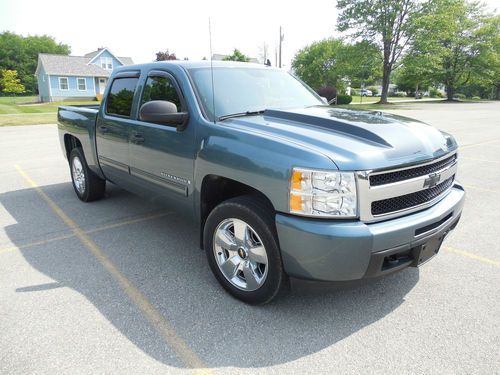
xmin=58 ymin=61 xmax=465 ymax=304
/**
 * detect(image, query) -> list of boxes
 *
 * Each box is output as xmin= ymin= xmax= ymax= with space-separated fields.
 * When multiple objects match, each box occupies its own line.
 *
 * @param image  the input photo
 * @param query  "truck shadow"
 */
xmin=1 ymin=182 xmax=419 ymax=369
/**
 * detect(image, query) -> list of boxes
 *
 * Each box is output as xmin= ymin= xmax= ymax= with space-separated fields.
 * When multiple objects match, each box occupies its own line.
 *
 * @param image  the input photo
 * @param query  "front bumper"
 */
xmin=275 ymin=183 xmax=465 ymax=281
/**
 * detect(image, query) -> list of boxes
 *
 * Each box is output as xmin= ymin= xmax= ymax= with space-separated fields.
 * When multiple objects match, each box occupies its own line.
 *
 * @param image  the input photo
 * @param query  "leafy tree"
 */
xmin=337 ymin=0 xmax=425 ymax=103
xmin=292 ymin=39 xmax=348 ymax=90
xmin=408 ymin=0 xmax=496 ymax=100
xmin=393 ymin=54 xmax=434 ymax=97
xmin=0 ymin=69 xmax=25 ymax=94
xmin=291 ymin=39 xmax=381 ymax=91
xmin=156 ymin=50 xmax=177 ymax=61
xmin=341 ymin=40 xmax=383 ymax=88
xmin=472 ymin=15 xmax=500 ymax=99
xmin=0 ymin=32 xmax=70 ymax=94
xmin=223 ymin=49 xmax=250 ymax=62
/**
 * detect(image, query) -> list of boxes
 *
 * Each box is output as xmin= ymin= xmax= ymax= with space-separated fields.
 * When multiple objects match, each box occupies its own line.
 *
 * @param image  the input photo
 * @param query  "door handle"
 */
xmin=99 ymin=126 xmax=108 ymax=133
xmin=131 ymin=133 xmax=145 ymax=144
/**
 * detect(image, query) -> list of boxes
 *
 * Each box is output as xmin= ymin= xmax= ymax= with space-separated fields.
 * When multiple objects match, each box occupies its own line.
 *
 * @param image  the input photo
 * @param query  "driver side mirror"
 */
xmin=139 ymin=100 xmax=189 ymax=131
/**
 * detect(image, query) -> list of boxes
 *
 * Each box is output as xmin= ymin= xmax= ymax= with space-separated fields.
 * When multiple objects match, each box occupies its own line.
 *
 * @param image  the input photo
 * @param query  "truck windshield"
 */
xmin=187 ymin=67 xmax=323 ymax=122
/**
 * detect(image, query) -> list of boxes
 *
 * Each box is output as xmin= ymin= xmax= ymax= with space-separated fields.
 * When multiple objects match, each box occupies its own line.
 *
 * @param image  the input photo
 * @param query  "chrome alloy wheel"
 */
xmin=213 ymin=218 xmax=269 ymax=291
xmin=71 ymin=156 xmax=86 ymax=195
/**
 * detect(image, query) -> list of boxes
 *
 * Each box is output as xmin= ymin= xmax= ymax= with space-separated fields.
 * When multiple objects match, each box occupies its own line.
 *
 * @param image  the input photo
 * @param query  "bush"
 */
xmin=336 ymin=94 xmax=352 ymax=105
xmin=453 ymin=93 xmax=466 ymax=100
xmin=472 ymin=96 xmax=481 ymax=100
xmin=316 ymin=86 xmax=337 ymax=103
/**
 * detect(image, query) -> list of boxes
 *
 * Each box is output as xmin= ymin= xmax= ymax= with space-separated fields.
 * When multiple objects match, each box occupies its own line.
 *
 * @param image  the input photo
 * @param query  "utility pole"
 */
xmin=278 ymin=26 xmax=284 ymax=68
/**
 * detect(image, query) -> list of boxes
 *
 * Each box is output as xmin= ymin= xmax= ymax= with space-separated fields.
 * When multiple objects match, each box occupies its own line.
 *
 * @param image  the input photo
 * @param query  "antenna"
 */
xmin=209 ymin=18 xmax=216 ymax=124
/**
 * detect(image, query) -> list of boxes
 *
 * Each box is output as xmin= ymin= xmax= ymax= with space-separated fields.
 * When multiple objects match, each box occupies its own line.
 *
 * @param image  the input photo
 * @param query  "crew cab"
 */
xmin=58 ymin=61 xmax=465 ymax=304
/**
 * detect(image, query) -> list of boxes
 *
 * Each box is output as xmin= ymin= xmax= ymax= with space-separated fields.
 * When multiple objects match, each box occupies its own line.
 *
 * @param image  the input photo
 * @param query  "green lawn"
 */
xmin=0 ymin=96 xmax=98 ymax=126
xmin=349 ymin=95 xmax=443 ymax=104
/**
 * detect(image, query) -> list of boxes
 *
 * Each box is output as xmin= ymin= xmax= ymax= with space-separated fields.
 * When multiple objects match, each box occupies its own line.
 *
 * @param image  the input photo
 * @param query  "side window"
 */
xmin=106 ymin=77 xmax=138 ymax=117
xmin=141 ymin=76 xmax=181 ymax=111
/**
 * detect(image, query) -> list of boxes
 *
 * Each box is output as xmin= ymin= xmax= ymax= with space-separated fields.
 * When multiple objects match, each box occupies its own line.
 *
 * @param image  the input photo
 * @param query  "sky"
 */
xmin=0 ymin=0 xmax=498 ymax=69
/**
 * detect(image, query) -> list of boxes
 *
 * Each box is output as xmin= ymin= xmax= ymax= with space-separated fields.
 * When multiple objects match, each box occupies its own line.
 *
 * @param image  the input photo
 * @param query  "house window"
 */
xmin=59 ymin=77 xmax=69 ymax=90
xmin=77 ymin=78 xmax=86 ymax=91
xmin=101 ymin=57 xmax=113 ymax=70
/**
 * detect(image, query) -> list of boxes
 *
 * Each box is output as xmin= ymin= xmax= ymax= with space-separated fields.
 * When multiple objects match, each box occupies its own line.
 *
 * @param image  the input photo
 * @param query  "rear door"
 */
xmin=127 ymin=69 xmax=196 ymax=212
xmin=95 ymin=71 xmax=140 ymax=184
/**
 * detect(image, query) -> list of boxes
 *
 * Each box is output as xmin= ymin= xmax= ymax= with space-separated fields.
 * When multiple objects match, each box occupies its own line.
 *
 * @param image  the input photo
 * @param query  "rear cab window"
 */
xmin=106 ymin=77 xmax=139 ymax=118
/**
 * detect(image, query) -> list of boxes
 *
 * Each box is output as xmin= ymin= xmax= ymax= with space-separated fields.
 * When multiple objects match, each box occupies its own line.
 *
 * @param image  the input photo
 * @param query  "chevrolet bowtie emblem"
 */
xmin=423 ymin=173 xmax=441 ymax=188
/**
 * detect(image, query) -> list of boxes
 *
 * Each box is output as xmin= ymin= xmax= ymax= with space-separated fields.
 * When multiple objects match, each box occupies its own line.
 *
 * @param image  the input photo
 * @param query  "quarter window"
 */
xmin=77 ymin=78 xmax=86 ymax=91
xmin=141 ymin=75 xmax=182 ymax=111
xmin=59 ymin=77 xmax=69 ymax=90
xmin=106 ymin=77 xmax=139 ymax=117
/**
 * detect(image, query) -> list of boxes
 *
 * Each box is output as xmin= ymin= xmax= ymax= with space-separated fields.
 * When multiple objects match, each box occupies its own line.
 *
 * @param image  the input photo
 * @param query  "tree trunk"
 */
xmin=495 ymin=85 xmax=500 ymax=100
xmin=379 ymin=64 xmax=391 ymax=104
xmin=445 ymin=83 xmax=455 ymax=101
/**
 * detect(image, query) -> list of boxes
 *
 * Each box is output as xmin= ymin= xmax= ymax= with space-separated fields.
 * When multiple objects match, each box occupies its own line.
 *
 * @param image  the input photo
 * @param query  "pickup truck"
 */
xmin=58 ymin=61 xmax=465 ymax=304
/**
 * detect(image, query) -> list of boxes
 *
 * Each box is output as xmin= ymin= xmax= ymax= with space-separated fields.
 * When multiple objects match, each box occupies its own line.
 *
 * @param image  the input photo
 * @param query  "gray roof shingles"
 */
xmin=38 ymin=52 xmax=134 ymax=77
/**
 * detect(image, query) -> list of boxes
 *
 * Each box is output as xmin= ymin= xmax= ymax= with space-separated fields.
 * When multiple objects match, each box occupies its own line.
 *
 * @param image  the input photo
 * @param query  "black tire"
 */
xmin=69 ymin=148 xmax=105 ymax=202
xmin=204 ymin=195 xmax=288 ymax=304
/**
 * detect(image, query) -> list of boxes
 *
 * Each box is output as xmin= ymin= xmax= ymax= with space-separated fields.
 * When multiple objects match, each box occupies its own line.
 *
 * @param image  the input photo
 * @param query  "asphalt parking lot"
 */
xmin=1 ymin=101 xmax=499 ymax=374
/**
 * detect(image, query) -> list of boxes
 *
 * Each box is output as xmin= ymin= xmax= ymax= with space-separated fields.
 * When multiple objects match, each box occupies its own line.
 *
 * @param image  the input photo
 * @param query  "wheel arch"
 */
xmin=199 ymin=174 xmax=276 ymax=250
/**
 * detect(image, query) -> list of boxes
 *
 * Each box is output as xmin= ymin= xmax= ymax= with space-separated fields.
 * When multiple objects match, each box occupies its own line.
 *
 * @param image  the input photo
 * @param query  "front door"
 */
xmin=127 ymin=70 xmax=196 ymax=212
xmin=98 ymin=78 xmax=107 ymax=95
xmin=95 ymin=72 xmax=140 ymax=185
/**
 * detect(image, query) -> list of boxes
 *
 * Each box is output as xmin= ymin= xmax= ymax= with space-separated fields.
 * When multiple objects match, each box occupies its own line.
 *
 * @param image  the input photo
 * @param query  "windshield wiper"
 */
xmin=218 ymin=110 xmax=266 ymax=121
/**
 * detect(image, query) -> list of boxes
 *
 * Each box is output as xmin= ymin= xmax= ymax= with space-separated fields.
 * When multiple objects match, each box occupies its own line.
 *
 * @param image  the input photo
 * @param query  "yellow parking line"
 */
xmin=443 ymin=246 xmax=500 ymax=268
xmin=461 ymin=184 xmax=499 ymax=194
xmin=0 ymin=211 xmax=171 ymax=255
xmin=459 ymin=139 xmax=500 ymax=150
xmin=461 ymin=157 xmax=500 ymax=164
xmin=14 ymin=165 xmax=211 ymax=374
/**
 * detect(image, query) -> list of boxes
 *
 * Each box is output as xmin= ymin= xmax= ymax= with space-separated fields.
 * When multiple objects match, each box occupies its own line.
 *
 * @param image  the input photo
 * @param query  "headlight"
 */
xmin=289 ymin=168 xmax=357 ymax=218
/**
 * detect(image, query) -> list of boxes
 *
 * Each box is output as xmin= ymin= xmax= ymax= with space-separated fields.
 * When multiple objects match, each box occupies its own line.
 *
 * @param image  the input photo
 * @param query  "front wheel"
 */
xmin=69 ymin=148 xmax=105 ymax=202
xmin=204 ymin=196 xmax=288 ymax=304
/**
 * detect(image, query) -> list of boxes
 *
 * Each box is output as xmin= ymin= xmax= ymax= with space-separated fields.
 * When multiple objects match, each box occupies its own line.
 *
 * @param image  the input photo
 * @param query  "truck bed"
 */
xmin=57 ymin=105 xmax=101 ymax=176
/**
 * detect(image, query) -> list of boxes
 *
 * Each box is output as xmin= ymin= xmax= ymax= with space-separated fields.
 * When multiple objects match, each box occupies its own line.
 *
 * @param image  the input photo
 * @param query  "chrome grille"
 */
xmin=370 ymin=154 xmax=457 ymax=186
xmin=371 ymin=176 xmax=454 ymax=215
xmin=357 ymin=152 xmax=458 ymax=222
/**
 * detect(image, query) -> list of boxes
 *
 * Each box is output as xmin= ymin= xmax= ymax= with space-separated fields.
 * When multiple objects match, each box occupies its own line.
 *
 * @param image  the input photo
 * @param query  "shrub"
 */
xmin=336 ymin=94 xmax=352 ymax=105
xmin=472 ymin=96 xmax=481 ymax=100
xmin=453 ymin=93 xmax=466 ymax=100
xmin=316 ymin=86 xmax=337 ymax=103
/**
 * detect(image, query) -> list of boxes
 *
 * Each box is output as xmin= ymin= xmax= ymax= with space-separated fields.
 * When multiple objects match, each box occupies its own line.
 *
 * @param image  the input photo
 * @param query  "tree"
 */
xmin=155 ymin=50 xmax=177 ymax=61
xmin=223 ymin=49 xmax=250 ymax=62
xmin=291 ymin=39 xmax=381 ymax=91
xmin=337 ymin=0 xmax=424 ymax=104
xmin=0 ymin=69 xmax=25 ymax=94
xmin=473 ymin=15 xmax=500 ymax=99
xmin=341 ymin=41 xmax=383 ymax=88
xmin=292 ymin=39 xmax=347 ymax=90
xmin=408 ymin=0 xmax=496 ymax=100
xmin=0 ymin=32 xmax=70 ymax=94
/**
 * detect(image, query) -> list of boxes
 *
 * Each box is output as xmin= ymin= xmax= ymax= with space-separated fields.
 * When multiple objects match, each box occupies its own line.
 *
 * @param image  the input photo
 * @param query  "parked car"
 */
xmin=58 ymin=61 xmax=465 ymax=304
xmin=360 ymin=89 xmax=373 ymax=97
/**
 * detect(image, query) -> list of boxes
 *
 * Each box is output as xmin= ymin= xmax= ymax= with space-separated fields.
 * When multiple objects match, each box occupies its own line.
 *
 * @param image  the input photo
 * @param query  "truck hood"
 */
xmin=225 ymin=106 xmax=457 ymax=171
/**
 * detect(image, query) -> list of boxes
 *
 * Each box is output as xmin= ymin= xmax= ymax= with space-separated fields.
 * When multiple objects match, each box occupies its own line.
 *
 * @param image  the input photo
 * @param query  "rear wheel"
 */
xmin=204 ymin=196 xmax=287 ymax=304
xmin=69 ymin=148 xmax=105 ymax=202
